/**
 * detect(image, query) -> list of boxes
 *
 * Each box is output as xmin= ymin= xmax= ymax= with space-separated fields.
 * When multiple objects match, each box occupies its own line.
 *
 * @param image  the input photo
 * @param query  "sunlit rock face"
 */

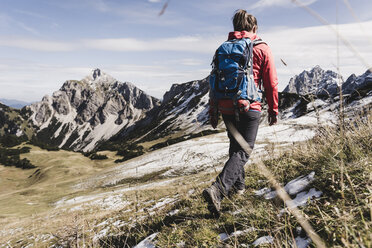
xmin=28 ymin=69 xmax=160 ymax=151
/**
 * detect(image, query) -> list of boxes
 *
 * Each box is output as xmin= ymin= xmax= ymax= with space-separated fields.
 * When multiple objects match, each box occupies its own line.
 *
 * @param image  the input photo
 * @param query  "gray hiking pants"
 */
xmin=214 ymin=111 xmax=261 ymax=199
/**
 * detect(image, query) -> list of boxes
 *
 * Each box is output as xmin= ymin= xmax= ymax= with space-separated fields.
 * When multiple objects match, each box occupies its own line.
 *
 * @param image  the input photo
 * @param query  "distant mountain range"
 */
xmin=283 ymin=65 xmax=372 ymax=97
xmin=0 ymin=98 xmax=32 ymax=109
xmin=0 ymin=66 xmax=371 ymax=153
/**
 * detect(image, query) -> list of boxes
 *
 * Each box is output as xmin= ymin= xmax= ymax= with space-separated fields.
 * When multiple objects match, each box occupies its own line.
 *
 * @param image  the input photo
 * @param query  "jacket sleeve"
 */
xmin=262 ymin=46 xmax=279 ymax=116
xmin=208 ymin=90 xmax=217 ymax=115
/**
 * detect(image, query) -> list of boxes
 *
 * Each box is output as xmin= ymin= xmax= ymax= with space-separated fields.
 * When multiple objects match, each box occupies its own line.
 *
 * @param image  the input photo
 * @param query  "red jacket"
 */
xmin=211 ymin=31 xmax=279 ymax=116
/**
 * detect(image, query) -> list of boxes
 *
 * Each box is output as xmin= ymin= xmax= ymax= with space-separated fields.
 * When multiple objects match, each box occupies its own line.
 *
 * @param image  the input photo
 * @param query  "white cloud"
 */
xmin=0 ymin=35 xmax=223 ymax=53
xmin=0 ymin=38 xmax=77 ymax=51
xmin=101 ymin=64 xmax=207 ymax=98
xmin=14 ymin=9 xmax=49 ymax=19
xmin=1 ymin=20 xmax=371 ymax=101
xmin=262 ymin=20 xmax=372 ymax=89
xmin=47 ymin=0 xmax=110 ymax=13
xmin=83 ymin=36 xmax=220 ymax=53
xmin=178 ymin=58 xmax=204 ymax=66
xmin=88 ymin=0 xmax=110 ymax=12
xmin=15 ymin=21 xmax=40 ymax=35
xmin=14 ymin=9 xmax=60 ymax=29
xmin=250 ymin=0 xmax=318 ymax=10
xmin=0 ymin=61 xmax=209 ymax=101
xmin=0 ymin=63 xmax=90 ymax=102
xmin=0 ymin=12 xmax=39 ymax=35
xmin=0 ymin=13 xmax=12 ymax=27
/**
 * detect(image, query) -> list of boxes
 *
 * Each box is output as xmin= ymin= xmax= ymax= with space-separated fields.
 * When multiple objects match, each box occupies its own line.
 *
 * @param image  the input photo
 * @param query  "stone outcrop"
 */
xmin=283 ymin=65 xmax=342 ymax=97
xmin=28 ymin=69 xmax=160 ymax=151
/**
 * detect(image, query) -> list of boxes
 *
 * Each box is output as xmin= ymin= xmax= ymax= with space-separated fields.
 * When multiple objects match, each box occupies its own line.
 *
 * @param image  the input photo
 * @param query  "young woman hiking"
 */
xmin=203 ymin=9 xmax=279 ymax=217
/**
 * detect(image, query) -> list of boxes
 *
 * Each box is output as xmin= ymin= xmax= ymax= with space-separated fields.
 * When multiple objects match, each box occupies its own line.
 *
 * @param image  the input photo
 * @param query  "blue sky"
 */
xmin=1 ymin=0 xmax=372 ymax=102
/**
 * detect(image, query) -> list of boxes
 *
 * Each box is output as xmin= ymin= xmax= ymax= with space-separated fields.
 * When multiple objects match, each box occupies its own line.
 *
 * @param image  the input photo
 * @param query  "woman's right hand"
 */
xmin=268 ymin=113 xmax=277 ymax=126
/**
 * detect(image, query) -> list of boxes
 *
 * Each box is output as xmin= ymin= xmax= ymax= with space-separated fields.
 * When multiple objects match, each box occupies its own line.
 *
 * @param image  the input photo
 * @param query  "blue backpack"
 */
xmin=209 ymin=38 xmax=263 ymax=103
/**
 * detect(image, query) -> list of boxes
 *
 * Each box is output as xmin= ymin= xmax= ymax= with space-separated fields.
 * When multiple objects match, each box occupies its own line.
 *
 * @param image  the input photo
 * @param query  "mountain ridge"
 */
xmin=1 ymin=66 xmax=371 ymax=247
xmin=0 ymin=66 xmax=371 ymax=154
xmin=283 ymin=65 xmax=342 ymax=96
xmin=27 ymin=69 xmax=160 ymax=152
xmin=283 ymin=65 xmax=372 ymax=98
xmin=0 ymin=98 xmax=32 ymax=109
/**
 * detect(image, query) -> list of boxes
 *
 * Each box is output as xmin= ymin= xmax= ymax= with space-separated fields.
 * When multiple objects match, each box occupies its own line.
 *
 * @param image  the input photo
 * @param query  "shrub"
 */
xmin=0 ymin=146 xmax=36 ymax=169
xmin=82 ymin=151 xmax=108 ymax=160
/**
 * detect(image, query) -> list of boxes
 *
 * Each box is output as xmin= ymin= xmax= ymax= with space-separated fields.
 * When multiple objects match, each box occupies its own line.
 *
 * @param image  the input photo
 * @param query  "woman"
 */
xmin=203 ymin=9 xmax=279 ymax=217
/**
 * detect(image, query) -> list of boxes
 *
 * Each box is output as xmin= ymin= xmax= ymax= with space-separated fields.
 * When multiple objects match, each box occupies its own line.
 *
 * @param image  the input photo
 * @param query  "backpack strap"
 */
xmin=211 ymin=49 xmax=219 ymax=70
xmin=246 ymin=39 xmax=256 ymax=105
xmin=253 ymin=38 xmax=266 ymax=46
xmin=235 ymin=38 xmax=253 ymax=122
xmin=242 ymin=38 xmax=252 ymax=70
xmin=253 ymin=38 xmax=266 ymax=100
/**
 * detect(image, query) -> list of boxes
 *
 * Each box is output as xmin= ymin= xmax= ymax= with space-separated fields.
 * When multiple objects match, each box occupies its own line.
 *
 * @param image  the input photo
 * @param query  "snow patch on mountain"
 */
xmin=284 ymin=65 xmax=341 ymax=96
xmin=27 ymin=69 xmax=159 ymax=151
xmin=83 ymin=68 xmax=116 ymax=90
xmin=82 ymin=114 xmax=130 ymax=152
xmin=131 ymin=78 xmax=210 ymax=143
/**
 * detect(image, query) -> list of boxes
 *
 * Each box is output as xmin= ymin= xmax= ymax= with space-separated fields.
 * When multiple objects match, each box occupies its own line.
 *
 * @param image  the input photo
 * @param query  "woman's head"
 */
xmin=232 ymin=9 xmax=257 ymax=33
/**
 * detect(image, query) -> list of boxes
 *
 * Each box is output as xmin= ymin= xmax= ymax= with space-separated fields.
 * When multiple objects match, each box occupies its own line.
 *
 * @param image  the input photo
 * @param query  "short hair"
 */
xmin=232 ymin=9 xmax=257 ymax=32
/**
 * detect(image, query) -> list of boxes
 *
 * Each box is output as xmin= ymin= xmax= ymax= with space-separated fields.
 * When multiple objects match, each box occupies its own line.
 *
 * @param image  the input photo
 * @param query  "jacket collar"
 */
xmin=228 ymin=31 xmax=258 ymax=41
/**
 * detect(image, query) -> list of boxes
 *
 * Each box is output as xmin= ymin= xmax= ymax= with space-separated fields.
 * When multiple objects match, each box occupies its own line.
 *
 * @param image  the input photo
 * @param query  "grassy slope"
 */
xmin=1 ymin=115 xmax=371 ymax=247
xmin=0 ymin=142 xmax=205 ymax=246
xmin=98 ymin=115 xmax=371 ymax=247
xmin=0 ymin=145 xmax=121 ymax=218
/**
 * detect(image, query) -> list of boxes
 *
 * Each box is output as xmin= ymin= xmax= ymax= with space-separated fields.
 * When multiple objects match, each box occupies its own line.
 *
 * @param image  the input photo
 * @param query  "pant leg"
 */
xmin=213 ymin=111 xmax=261 ymax=197
xmin=233 ymin=111 xmax=261 ymax=190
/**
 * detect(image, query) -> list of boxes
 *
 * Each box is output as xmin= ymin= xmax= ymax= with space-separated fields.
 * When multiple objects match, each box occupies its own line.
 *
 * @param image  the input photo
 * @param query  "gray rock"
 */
xmin=342 ymin=68 xmax=372 ymax=95
xmin=27 ymin=69 xmax=160 ymax=151
xmin=283 ymin=65 xmax=342 ymax=97
xmin=121 ymin=77 xmax=211 ymax=142
xmin=283 ymin=66 xmax=372 ymax=98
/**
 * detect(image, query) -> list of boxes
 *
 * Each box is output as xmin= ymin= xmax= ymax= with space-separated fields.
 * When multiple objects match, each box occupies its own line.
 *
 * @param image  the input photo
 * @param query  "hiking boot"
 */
xmin=202 ymin=185 xmax=221 ymax=217
xmin=228 ymin=187 xmax=245 ymax=198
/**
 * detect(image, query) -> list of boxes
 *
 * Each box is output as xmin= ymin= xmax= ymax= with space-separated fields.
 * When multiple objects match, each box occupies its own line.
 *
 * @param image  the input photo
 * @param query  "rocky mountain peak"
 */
xmin=28 ymin=69 xmax=160 ymax=151
xmin=118 ymin=77 xmax=210 ymax=142
xmin=283 ymin=65 xmax=342 ymax=97
xmin=87 ymin=68 xmax=110 ymax=83
xmin=342 ymin=68 xmax=372 ymax=95
xmin=80 ymin=69 xmax=117 ymax=90
xmin=92 ymin=68 xmax=101 ymax=80
xmin=362 ymin=68 xmax=372 ymax=78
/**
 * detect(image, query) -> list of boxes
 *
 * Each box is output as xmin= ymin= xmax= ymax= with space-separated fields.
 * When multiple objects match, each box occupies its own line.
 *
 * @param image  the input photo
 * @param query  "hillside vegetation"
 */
xmin=0 ymin=145 xmax=121 ymax=219
xmin=1 ymin=113 xmax=368 ymax=247
xmin=0 ymin=110 xmax=370 ymax=247
xmin=97 ymin=114 xmax=371 ymax=247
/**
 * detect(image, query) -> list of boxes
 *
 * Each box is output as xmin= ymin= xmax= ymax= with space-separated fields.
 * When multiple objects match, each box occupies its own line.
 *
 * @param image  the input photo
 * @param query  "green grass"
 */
xmin=102 ymin=167 xmax=170 ymax=188
xmin=94 ymin=115 xmax=371 ymax=247
xmin=1 ymin=114 xmax=371 ymax=247
xmin=0 ymin=144 xmax=121 ymax=217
